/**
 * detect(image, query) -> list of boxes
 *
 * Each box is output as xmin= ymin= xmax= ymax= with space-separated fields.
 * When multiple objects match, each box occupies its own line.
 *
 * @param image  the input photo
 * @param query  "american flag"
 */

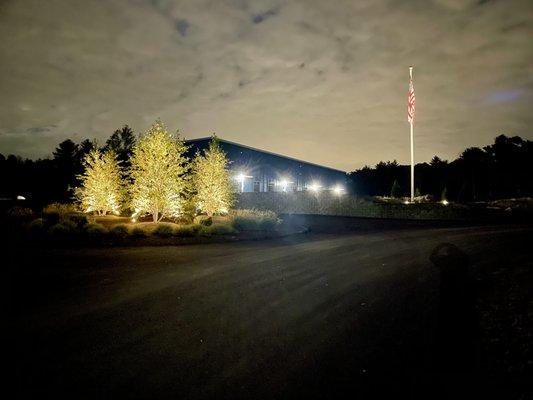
xmin=407 ymin=76 xmax=415 ymax=124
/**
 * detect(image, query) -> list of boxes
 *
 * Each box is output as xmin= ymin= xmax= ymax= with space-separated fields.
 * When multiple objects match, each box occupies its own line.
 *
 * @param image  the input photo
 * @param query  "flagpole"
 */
xmin=409 ymin=66 xmax=414 ymax=202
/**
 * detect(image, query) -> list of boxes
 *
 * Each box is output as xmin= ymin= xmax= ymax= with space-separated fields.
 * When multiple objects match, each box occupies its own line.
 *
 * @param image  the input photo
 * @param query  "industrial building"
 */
xmin=186 ymin=137 xmax=347 ymax=193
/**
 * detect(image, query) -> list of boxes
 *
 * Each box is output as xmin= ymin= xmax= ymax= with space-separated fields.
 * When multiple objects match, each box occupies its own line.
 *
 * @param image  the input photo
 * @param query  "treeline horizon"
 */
xmin=1 ymin=127 xmax=532 ymax=205
xmin=348 ymin=134 xmax=533 ymax=202
xmin=0 ymin=125 xmax=138 ymax=207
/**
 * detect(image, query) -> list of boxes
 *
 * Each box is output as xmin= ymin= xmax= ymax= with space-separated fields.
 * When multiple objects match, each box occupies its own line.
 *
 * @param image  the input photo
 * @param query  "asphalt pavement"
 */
xmin=9 ymin=224 xmax=533 ymax=399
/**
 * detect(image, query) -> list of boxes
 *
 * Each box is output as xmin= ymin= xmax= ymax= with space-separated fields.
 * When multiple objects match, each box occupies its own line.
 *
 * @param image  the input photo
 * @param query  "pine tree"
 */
xmin=76 ymin=148 xmax=123 ymax=215
xmin=129 ymin=120 xmax=189 ymax=223
xmin=390 ymin=179 xmax=401 ymax=198
xmin=104 ymin=125 xmax=136 ymax=167
xmin=192 ymin=137 xmax=235 ymax=216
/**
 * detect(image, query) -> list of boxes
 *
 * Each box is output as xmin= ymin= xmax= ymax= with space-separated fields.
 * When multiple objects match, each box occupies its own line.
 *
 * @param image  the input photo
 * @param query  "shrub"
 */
xmin=85 ymin=223 xmax=108 ymax=238
xmin=230 ymin=209 xmax=279 ymax=231
xmin=43 ymin=203 xmax=78 ymax=224
xmin=174 ymin=224 xmax=201 ymax=237
xmin=194 ymin=215 xmax=213 ymax=226
xmin=6 ymin=206 xmax=34 ymax=221
xmin=153 ymin=223 xmax=174 ymax=238
xmin=6 ymin=206 xmax=35 ymax=229
xmin=28 ymin=218 xmax=45 ymax=234
xmin=258 ymin=216 xmax=279 ymax=231
xmin=43 ymin=203 xmax=77 ymax=216
xmin=202 ymin=223 xmax=236 ymax=236
xmin=231 ymin=215 xmax=259 ymax=231
xmin=47 ymin=223 xmax=71 ymax=237
xmin=66 ymin=213 xmax=89 ymax=228
xmin=130 ymin=227 xmax=147 ymax=238
xmin=109 ymin=224 xmax=129 ymax=239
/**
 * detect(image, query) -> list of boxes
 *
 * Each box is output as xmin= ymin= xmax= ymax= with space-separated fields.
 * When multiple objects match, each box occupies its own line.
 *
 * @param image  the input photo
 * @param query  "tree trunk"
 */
xmin=152 ymin=210 xmax=158 ymax=223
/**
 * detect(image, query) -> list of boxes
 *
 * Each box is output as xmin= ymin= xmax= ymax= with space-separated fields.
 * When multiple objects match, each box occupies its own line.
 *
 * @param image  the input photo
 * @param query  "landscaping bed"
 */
xmin=2 ymin=206 xmax=299 ymax=248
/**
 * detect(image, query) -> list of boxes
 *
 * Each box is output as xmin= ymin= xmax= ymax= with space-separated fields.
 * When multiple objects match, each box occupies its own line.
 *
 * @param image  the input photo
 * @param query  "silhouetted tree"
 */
xmin=348 ymin=134 xmax=533 ymax=202
xmin=104 ymin=125 xmax=135 ymax=167
xmin=390 ymin=180 xmax=401 ymax=198
xmin=53 ymin=139 xmax=80 ymax=200
xmin=78 ymin=139 xmax=96 ymax=158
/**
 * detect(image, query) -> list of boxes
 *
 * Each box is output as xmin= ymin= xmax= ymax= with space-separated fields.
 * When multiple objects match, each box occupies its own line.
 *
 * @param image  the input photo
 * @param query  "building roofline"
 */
xmin=186 ymin=137 xmax=346 ymax=174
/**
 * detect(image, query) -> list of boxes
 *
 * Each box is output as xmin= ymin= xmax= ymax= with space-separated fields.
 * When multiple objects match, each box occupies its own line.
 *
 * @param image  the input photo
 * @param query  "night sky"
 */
xmin=1 ymin=0 xmax=531 ymax=171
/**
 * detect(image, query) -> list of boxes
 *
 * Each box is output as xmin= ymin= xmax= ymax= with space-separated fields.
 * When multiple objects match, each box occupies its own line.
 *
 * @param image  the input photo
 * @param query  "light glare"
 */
xmin=332 ymin=185 xmax=344 ymax=195
xmin=309 ymin=182 xmax=321 ymax=192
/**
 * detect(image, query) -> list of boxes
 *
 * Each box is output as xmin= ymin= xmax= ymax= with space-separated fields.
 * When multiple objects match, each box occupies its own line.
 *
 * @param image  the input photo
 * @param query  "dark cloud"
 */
xmin=487 ymin=89 xmax=524 ymax=104
xmin=26 ymin=125 xmax=56 ymax=134
xmin=252 ymin=9 xmax=278 ymax=24
xmin=0 ymin=0 xmax=531 ymax=171
xmin=175 ymin=18 xmax=190 ymax=36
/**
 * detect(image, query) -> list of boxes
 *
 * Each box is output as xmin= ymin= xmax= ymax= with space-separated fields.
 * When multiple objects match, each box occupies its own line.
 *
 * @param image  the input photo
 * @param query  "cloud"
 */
xmin=175 ymin=18 xmax=190 ymax=36
xmin=252 ymin=8 xmax=278 ymax=24
xmin=486 ymin=89 xmax=525 ymax=104
xmin=0 ymin=0 xmax=532 ymax=171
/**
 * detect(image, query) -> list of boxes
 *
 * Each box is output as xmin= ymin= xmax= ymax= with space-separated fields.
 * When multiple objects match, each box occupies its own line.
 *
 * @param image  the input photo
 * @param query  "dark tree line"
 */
xmin=348 ymin=134 xmax=533 ymax=201
xmin=0 ymin=125 xmax=135 ymax=207
xmin=2 ymin=131 xmax=531 ymax=207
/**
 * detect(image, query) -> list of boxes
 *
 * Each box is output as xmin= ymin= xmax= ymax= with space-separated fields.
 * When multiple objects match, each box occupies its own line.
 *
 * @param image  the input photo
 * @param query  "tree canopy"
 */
xmin=348 ymin=134 xmax=533 ymax=201
xmin=76 ymin=148 xmax=123 ymax=215
xmin=192 ymin=137 xmax=235 ymax=216
xmin=129 ymin=121 xmax=189 ymax=222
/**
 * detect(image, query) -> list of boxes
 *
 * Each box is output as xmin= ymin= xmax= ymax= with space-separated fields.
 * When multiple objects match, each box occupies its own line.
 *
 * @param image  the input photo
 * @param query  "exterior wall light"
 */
xmin=275 ymin=178 xmax=292 ymax=192
xmin=308 ymin=182 xmax=321 ymax=192
xmin=234 ymin=173 xmax=252 ymax=192
xmin=441 ymin=199 xmax=449 ymax=206
xmin=332 ymin=186 xmax=344 ymax=195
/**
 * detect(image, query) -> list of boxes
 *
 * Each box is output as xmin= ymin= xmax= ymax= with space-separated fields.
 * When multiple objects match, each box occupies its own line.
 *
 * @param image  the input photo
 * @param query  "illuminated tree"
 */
xmin=129 ymin=120 xmax=189 ymax=223
xmin=76 ymin=148 xmax=123 ymax=215
xmin=192 ymin=137 xmax=235 ymax=216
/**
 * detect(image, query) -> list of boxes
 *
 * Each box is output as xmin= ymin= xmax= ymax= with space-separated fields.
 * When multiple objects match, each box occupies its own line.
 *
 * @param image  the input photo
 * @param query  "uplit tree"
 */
xmin=76 ymin=149 xmax=123 ymax=215
xmin=129 ymin=120 xmax=189 ymax=223
xmin=192 ymin=136 xmax=235 ymax=216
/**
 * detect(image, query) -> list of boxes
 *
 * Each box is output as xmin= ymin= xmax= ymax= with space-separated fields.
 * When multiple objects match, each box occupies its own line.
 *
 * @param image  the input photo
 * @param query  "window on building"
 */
xmin=253 ymin=181 xmax=260 ymax=192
